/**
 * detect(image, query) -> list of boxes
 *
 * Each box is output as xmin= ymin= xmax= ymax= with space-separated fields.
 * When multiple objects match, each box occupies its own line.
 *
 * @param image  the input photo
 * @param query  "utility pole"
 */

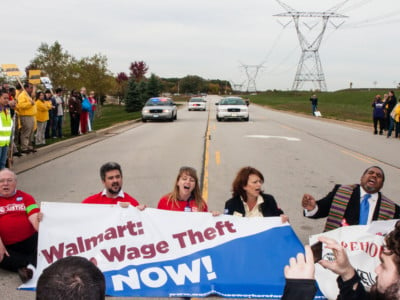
xmin=274 ymin=0 xmax=347 ymax=91
xmin=240 ymin=64 xmax=264 ymax=93
xmin=230 ymin=80 xmax=246 ymax=93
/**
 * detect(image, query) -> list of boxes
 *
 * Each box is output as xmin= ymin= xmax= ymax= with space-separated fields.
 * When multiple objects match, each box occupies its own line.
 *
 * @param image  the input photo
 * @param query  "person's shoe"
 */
xmin=13 ymin=152 xmax=22 ymax=157
xmin=18 ymin=267 xmax=33 ymax=283
xmin=21 ymin=150 xmax=30 ymax=154
xmin=29 ymin=149 xmax=37 ymax=153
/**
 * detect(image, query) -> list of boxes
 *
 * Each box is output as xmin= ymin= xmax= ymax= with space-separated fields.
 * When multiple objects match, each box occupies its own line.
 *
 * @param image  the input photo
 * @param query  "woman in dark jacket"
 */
xmin=224 ymin=166 xmax=288 ymax=222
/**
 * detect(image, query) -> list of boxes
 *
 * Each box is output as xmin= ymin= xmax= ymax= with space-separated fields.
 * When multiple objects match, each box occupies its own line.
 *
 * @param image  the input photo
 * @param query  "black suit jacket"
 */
xmin=224 ymin=193 xmax=283 ymax=217
xmin=309 ymin=184 xmax=400 ymax=225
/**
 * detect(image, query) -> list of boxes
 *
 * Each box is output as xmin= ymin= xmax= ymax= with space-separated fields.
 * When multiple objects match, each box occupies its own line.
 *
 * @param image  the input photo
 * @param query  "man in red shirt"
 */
xmin=82 ymin=162 xmax=140 ymax=207
xmin=0 ymin=168 xmax=40 ymax=282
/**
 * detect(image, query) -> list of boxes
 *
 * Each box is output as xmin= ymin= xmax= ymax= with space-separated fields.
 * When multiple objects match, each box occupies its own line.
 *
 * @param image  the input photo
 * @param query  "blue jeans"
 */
xmin=387 ymin=117 xmax=395 ymax=137
xmin=312 ymin=104 xmax=317 ymax=115
xmin=52 ymin=115 xmax=63 ymax=138
xmin=0 ymin=146 xmax=9 ymax=169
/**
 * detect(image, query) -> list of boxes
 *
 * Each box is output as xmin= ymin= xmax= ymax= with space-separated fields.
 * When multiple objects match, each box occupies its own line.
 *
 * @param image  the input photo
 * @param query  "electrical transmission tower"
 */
xmin=230 ymin=80 xmax=246 ymax=93
xmin=240 ymin=64 xmax=264 ymax=92
xmin=274 ymin=0 xmax=347 ymax=91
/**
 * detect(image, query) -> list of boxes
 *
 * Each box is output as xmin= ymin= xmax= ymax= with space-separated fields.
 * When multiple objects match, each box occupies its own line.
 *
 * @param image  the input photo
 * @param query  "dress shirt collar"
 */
xmin=101 ymin=189 xmax=125 ymax=199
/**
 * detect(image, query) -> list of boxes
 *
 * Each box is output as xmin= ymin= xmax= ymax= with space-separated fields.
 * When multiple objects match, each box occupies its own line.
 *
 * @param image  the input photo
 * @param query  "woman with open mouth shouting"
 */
xmin=157 ymin=166 xmax=208 ymax=213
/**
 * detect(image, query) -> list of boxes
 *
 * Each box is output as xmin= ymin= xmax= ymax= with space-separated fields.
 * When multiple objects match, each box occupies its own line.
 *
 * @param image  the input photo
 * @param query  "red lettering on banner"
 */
xmin=172 ymin=221 xmax=237 ymax=248
xmin=41 ymin=220 xmax=145 ymax=263
xmin=340 ymin=241 xmax=383 ymax=258
xmin=101 ymin=241 xmax=170 ymax=262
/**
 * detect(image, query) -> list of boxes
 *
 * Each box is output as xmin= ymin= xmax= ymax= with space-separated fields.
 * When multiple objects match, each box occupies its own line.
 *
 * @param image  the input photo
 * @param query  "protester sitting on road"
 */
xmin=0 ymin=169 xmax=40 ymax=283
xmin=282 ymin=220 xmax=400 ymax=300
xmin=157 ymin=166 xmax=208 ymax=212
xmin=224 ymin=166 xmax=288 ymax=222
xmin=302 ymin=166 xmax=400 ymax=231
xmin=82 ymin=162 xmax=142 ymax=208
xmin=36 ymin=256 xmax=105 ymax=300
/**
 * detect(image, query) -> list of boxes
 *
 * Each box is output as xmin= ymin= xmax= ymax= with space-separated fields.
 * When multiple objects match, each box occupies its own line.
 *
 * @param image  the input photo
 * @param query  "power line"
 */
xmin=274 ymin=0 xmax=348 ymax=91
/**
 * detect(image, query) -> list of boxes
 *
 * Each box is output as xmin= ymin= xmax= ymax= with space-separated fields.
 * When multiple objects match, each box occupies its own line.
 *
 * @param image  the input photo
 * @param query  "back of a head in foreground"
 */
xmin=36 ymin=256 xmax=105 ymax=300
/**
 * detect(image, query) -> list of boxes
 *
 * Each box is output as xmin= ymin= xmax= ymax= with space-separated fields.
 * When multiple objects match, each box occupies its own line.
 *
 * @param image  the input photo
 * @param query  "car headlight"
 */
xmin=142 ymin=109 xmax=149 ymax=113
xmin=163 ymin=109 xmax=171 ymax=113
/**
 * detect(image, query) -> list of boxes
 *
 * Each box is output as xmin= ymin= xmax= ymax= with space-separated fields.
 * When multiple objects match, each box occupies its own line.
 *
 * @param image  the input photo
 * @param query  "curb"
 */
xmin=12 ymin=119 xmax=142 ymax=174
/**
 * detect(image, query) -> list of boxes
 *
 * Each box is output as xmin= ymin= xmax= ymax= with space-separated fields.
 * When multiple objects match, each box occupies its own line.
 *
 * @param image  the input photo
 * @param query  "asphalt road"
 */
xmin=2 ymin=95 xmax=400 ymax=299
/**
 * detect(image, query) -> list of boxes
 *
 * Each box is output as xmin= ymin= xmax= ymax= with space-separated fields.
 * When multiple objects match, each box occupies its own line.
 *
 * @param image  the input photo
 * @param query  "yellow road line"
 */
xmin=215 ymin=151 xmax=221 ymax=165
xmin=202 ymin=117 xmax=211 ymax=203
xmin=341 ymin=150 xmax=378 ymax=164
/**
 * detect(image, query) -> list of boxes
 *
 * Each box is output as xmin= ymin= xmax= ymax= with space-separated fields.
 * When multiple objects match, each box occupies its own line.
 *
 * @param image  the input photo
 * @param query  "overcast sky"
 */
xmin=3 ymin=0 xmax=399 ymax=91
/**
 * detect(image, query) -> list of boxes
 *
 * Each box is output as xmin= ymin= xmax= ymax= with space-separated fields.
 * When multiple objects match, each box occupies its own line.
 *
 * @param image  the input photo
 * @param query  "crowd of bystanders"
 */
xmin=0 ymin=82 xmax=97 ymax=167
xmin=372 ymin=90 xmax=400 ymax=139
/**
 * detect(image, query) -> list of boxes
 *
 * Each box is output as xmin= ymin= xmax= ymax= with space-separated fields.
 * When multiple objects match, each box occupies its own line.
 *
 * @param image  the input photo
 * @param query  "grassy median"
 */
xmin=247 ymin=89 xmax=398 ymax=125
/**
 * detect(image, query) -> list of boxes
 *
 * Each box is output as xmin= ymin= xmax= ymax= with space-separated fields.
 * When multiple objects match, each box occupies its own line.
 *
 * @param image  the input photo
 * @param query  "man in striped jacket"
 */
xmin=302 ymin=166 xmax=400 ymax=232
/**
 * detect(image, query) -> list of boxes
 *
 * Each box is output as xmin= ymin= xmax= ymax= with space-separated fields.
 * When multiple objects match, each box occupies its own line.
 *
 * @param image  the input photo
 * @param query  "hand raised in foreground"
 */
xmin=284 ymin=245 xmax=315 ymax=280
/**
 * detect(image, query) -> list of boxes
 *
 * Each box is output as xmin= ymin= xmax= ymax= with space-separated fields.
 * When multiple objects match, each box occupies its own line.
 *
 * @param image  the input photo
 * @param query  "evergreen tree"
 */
xmin=124 ymin=78 xmax=141 ymax=112
xmin=137 ymin=80 xmax=149 ymax=108
xmin=147 ymin=73 xmax=161 ymax=98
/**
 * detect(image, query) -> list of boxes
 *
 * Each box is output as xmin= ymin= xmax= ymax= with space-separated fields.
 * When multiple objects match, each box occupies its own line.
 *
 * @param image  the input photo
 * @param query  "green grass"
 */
xmin=246 ymin=89 xmax=398 ymax=124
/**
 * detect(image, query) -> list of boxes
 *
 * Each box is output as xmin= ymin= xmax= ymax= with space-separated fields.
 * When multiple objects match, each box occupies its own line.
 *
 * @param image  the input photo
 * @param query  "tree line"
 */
xmin=1 ymin=41 xmax=232 ymax=112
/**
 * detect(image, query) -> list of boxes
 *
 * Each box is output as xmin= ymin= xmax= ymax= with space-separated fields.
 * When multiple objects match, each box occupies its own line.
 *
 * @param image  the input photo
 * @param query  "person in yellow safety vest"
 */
xmin=0 ymin=90 xmax=13 ymax=169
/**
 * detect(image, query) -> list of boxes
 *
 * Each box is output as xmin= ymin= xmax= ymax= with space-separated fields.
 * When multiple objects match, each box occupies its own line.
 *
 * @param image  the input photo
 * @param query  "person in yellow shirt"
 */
xmin=16 ymin=83 xmax=36 ymax=153
xmin=35 ymin=91 xmax=52 ymax=145
xmin=392 ymin=100 xmax=400 ymax=139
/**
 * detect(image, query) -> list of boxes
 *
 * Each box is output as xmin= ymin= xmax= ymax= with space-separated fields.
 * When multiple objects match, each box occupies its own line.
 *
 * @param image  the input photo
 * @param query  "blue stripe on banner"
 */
xmin=103 ymin=226 xmax=326 ymax=299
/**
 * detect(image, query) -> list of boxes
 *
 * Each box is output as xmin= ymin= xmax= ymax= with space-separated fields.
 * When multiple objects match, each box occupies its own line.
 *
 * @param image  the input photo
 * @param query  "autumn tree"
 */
xmin=116 ymin=72 xmax=129 ymax=103
xmin=129 ymin=61 xmax=148 ymax=82
xmin=30 ymin=41 xmax=72 ymax=88
xmin=76 ymin=54 xmax=114 ymax=98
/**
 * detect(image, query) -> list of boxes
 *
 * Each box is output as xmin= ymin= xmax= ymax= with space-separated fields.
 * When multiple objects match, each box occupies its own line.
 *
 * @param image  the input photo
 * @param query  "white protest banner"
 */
xmin=21 ymin=202 xmax=326 ymax=298
xmin=310 ymin=220 xmax=398 ymax=300
xmin=40 ymin=77 xmax=52 ymax=89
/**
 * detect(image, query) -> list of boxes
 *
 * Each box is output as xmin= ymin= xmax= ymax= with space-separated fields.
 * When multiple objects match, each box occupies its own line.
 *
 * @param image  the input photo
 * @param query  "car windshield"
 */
xmin=220 ymin=98 xmax=245 ymax=105
xmin=189 ymin=98 xmax=204 ymax=102
xmin=145 ymin=99 xmax=173 ymax=106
